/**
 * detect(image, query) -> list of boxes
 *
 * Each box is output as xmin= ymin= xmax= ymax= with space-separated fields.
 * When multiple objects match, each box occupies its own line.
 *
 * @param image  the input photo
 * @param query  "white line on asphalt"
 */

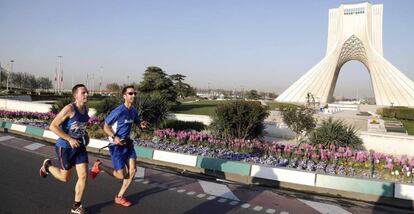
xmin=142 ymin=180 xmax=150 ymax=184
xmin=196 ymin=194 xmax=206 ymax=198
xmin=253 ymin=206 xmax=263 ymax=211
xmin=186 ymin=191 xmax=196 ymax=195
xmin=206 ymin=196 xmax=216 ymax=200
xmin=135 ymin=166 xmax=145 ymax=178
xmin=218 ymin=198 xmax=227 ymax=203
xmin=280 ymin=212 xmax=289 ymax=214
xmin=198 ymin=180 xmax=240 ymax=201
xmin=24 ymin=143 xmax=45 ymax=151
xmin=266 ymin=209 xmax=276 ymax=214
xmin=0 ymin=136 xmax=14 ymax=142
xmin=298 ymin=199 xmax=352 ymax=214
xmin=177 ymin=189 xmax=186 ymax=193
xmin=229 ymin=201 xmax=239 ymax=206
xmin=169 ymin=187 xmax=177 ymax=191
xmin=241 ymin=203 xmax=250 ymax=208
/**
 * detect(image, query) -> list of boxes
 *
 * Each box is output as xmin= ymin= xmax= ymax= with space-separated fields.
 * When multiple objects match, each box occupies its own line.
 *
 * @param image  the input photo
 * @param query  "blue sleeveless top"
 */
xmin=56 ymin=103 xmax=90 ymax=148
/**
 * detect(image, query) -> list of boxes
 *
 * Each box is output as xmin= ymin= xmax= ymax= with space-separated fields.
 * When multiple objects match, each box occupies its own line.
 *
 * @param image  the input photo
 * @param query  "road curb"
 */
xmin=1 ymin=121 xmax=413 ymax=209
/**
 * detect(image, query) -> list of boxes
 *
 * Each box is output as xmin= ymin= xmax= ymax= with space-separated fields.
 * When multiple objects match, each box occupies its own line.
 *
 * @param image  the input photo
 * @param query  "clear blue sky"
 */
xmin=1 ymin=0 xmax=413 ymax=98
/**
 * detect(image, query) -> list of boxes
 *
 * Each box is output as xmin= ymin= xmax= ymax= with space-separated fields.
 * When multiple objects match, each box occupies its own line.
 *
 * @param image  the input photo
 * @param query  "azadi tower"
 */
xmin=276 ymin=2 xmax=414 ymax=107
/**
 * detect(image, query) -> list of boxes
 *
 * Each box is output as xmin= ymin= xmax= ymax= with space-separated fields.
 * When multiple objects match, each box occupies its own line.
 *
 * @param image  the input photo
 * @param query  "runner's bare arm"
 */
xmin=50 ymin=105 xmax=80 ymax=148
xmin=103 ymin=123 xmax=122 ymax=145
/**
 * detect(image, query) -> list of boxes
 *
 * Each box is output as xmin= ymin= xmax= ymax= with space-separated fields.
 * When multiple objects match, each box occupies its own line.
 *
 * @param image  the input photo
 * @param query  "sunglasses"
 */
xmin=127 ymin=92 xmax=137 ymax=96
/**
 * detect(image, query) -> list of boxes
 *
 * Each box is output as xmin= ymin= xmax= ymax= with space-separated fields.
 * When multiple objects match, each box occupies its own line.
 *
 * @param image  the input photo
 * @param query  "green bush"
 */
xmin=309 ymin=117 xmax=363 ymax=149
xmin=267 ymin=102 xmax=301 ymax=110
xmin=210 ymin=100 xmax=269 ymax=141
xmin=379 ymin=107 xmax=414 ymax=121
xmin=87 ymin=124 xmax=106 ymax=139
xmin=95 ymin=96 xmax=122 ymax=120
xmin=50 ymin=97 xmax=73 ymax=113
xmin=281 ymin=106 xmax=316 ymax=142
xmin=161 ymin=120 xmax=205 ymax=131
xmin=136 ymin=93 xmax=171 ymax=129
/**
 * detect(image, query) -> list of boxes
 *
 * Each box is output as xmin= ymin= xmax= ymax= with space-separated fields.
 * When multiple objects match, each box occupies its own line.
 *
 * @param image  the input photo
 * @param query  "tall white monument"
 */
xmin=276 ymin=2 xmax=414 ymax=107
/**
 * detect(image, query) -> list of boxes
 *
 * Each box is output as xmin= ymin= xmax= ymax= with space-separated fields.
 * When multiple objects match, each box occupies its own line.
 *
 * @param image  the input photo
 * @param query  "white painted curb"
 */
xmin=10 ymin=124 xmax=27 ymax=133
xmin=250 ymin=164 xmax=316 ymax=186
xmin=88 ymin=138 xmax=109 ymax=150
xmin=42 ymin=130 xmax=59 ymax=140
xmin=395 ymin=183 xmax=414 ymax=201
xmin=153 ymin=150 xmax=198 ymax=167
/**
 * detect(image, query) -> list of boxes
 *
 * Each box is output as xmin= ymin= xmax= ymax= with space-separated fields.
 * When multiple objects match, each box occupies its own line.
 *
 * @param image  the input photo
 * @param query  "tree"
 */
xmin=309 ymin=118 xmax=363 ymax=149
xmin=281 ymin=106 xmax=316 ymax=143
xmin=95 ymin=96 xmax=123 ymax=120
xmin=138 ymin=66 xmax=177 ymax=103
xmin=267 ymin=92 xmax=278 ymax=100
xmin=37 ymin=77 xmax=53 ymax=89
xmin=0 ymin=68 xmax=7 ymax=88
xmin=135 ymin=93 xmax=171 ymax=130
xmin=246 ymin=90 xmax=261 ymax=100
xmin=106 ymin=83 xmax=121 ymax=93
xmin=50 ymin=97 xmax=73 ymax=114
xmin=22 ymin=72 xmax=38 ymax=89
xmin=210 ymin=100 xmax=269 ymax=141
xmin=10 ymin=72 xmax=23 ymax=88
xmin=170 ymin=74 xmax=196 ymax=99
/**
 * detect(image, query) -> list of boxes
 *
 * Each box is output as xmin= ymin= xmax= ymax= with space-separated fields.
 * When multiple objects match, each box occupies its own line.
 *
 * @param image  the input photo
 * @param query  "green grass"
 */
xmin=401 ymin=120 xmax=414 ymax=135
xmin=171 ymin=100 xmax=302 ymax=115
xmin=87 ymin=100 xmax=102 ymax=108
xmin=382 ymin=117 xmax=399 ymax=121
xmin=171 ymin=100 xmax=226 ymax=116
xmin=265 ymin=101 xmax=301 ymax=110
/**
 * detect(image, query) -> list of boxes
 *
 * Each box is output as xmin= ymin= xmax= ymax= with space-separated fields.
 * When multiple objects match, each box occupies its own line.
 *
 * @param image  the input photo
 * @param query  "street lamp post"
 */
xmin=57 ymin=56 xmax=62 ymax=94
xmin=7 ymin=60 xmax=14 ymax=92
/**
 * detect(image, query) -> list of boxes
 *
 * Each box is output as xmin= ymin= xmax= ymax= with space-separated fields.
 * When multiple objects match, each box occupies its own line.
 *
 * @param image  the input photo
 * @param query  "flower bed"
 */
xmin=0 ymin=110 xmax=101 ymax=132
xmin=0 ymin=110 xmax=56 ymax=121
xmin=150 ymin=128 xmax=414 ymax=183
xmin=2 ymin=111 xmax=414 ymax=183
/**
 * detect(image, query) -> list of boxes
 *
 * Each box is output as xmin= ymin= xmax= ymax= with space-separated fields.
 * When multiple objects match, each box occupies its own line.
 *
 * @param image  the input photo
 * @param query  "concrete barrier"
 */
xmin=10 ymin=124 xmax=27 ymax=133
xmin=153 ymin=150 xmax=198 ymax=167
xmin=196 ymin=156 xmax=251 ymax=176
xmin=395 ymin=183 xmax=414 ymax=201
xmin=43 ymin=130 xmax=58 ymax=140
xmin=250 ymin=165 xmax=316 ymax=186
xmin=168 ymin=113 xmax=212 ymax=126
xmin=135 ymin=146 xmax=154 ymax=159
xmin=3 ymin=120 xmax=414 ymax=207
xmin=316 ymin=174 xmax=394 ymax=197
xmin=88 ymin=139 xmax=108 ymax=150
xmin=25 ymin=126 xmax=45 ymax=137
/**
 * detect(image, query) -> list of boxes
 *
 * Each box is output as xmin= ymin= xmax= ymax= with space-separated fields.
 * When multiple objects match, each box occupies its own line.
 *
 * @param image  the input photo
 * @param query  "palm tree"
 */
xmin=309 ymin=117 xmax=363 ymax=149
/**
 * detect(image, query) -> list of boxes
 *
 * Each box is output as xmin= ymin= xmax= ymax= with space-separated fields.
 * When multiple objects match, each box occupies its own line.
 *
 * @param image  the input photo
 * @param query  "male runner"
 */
xmin=39 ymin=84 xmax=90 ymax=214
xmin=91 ymin=85 xmax=146 ymax=207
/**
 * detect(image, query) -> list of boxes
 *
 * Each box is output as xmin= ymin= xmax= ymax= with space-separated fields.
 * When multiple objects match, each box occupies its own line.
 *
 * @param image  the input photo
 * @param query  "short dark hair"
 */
xmin=72 ymin=84 xmax=87 ymax=95
xmin=122 ymin=85 xmax=135 ymax=95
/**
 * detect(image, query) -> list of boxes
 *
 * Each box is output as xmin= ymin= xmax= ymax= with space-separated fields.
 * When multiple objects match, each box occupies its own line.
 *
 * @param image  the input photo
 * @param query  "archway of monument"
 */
xmin=329 ymin=60 xmax=374 ymax=103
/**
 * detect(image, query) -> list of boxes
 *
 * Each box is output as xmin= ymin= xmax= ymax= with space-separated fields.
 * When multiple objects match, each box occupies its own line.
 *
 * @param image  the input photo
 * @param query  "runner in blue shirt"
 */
xmin=39 ymin=84 xmax=90 ymax=214
xmin=90 ymin=85 xmax=147 ymax=207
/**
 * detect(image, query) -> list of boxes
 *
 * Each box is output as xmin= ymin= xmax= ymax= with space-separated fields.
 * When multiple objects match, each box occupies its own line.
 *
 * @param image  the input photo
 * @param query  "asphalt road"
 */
xmin=0 ymin=134 xmax=412 ymax=214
